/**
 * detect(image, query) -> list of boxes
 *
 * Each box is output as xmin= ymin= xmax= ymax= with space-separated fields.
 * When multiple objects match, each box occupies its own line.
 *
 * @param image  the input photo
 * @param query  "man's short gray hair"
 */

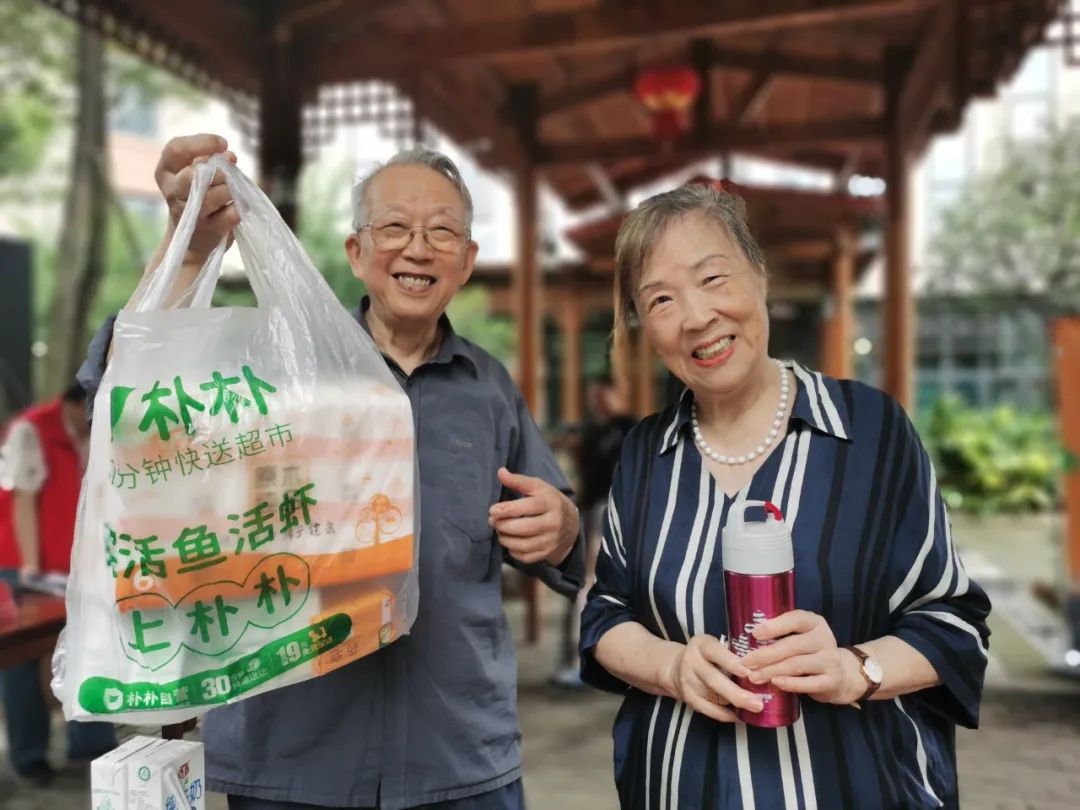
xmin=613 ymin=183 xmax=768 ymax=339
xmin=350 ymin=147 xmax=474 ymax=232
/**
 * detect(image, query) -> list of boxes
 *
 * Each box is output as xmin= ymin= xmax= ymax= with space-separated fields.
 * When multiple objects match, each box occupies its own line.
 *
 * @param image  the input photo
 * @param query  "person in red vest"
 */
xmin=0 ymin=383 xmax=115 ymax=786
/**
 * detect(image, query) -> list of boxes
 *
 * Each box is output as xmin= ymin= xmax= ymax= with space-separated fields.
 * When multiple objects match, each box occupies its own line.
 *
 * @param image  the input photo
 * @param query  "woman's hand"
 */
xmin=740 ymin=610 xmax=861 ymax=705
xmin=661 ymin=634 xmax=765 ymax=722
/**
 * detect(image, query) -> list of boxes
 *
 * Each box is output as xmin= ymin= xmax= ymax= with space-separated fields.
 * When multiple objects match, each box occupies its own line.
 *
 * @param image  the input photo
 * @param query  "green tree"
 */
xmin=296 ymin=159 xmax=366 ymax=305
xmin=446 ymin=287 xmax=515 ymax=364
xmin=0 ymin=0 xmax=69 ymax=177
xmin=0 ymin=0 xmax=201 ymax=395
xmin=927 ymin=126 xmax=1080 ymax=313
xmin=46 ymin=22 xmax=108 ymax=394
xmin=921 ymin=396 xmax=1061 ymax=514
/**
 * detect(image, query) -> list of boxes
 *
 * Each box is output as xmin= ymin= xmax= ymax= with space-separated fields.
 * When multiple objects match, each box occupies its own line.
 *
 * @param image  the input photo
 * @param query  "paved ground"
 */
xmin=3 ymin=514 xmax=1079 ymax=809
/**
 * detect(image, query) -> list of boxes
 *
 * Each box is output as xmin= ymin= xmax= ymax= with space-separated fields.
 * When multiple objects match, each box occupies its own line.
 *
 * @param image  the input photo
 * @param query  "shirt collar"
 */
xmin=658 ymin=359 xmax=850 ymax=456
xmin=658 ymin=387 xmax=695 ymax=455
xmin=353 ymin=296 xmax=478 ymax=375
xmin=785 ymin=360 xmax=851 ymax=441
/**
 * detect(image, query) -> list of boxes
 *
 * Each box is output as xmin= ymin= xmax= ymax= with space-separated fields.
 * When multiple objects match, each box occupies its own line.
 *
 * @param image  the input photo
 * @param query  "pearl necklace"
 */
xmin=691 ymin=359 xmax=789 ymax=465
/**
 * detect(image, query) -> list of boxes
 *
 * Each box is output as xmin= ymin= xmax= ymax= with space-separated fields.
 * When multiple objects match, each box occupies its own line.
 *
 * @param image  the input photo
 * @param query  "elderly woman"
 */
xmin=580 ymin=184 xmax=990 ymax=810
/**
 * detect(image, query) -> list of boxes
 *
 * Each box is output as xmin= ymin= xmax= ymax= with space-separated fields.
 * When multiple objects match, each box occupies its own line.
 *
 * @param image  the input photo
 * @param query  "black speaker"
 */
xmin=0 ymin=237 xmax=33 ymax=423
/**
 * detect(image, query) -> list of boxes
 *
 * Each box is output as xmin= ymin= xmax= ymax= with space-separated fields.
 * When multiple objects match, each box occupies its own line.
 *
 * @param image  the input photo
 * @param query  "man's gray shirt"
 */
xmin=78 ymin=298 xmax=585 ymax=808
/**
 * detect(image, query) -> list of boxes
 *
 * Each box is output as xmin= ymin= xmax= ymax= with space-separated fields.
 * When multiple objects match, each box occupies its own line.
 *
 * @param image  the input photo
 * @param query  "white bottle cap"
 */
xmin=721 ymin=500 xmax=794 ymax=575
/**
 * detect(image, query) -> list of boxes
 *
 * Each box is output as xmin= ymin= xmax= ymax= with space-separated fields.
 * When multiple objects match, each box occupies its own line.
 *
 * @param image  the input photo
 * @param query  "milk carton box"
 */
xmin=90 ymin=736 xmax=167 ymax=810
xmin=126 ymin=738 xmax=206 ymax=810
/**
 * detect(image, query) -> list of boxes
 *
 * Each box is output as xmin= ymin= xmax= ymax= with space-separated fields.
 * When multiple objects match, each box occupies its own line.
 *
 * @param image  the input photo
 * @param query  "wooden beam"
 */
xmin=709 ymin=45 xmax=882 ymax=85
xmin=561 ymin=146 xmax=858 ymax=210
xmin=538 ymin=117 xmax=884 ymax=166
xmin=691 ymin=38 xmax=713 ymax=144
xmin=540 ymin=66 xmax=636 ymax=118
xmin=276 ymin=0 xmax=401 ymax=41
xmin=62 ymin=0 xmax=262 ymax=94
xmin=636 ymin=327 xmax=657 ymax=418
xmin=898 ymin=0 xmax=960 ymax=156
xmin=510 ymin=84 xmax=542 ymax=415
xmin=765 ymin=238 xmax=836 ymax=262
xmin=508 ymin=82 xmax=544 ymax=646
xmin=564 ymin=157 xmax=691 ymax=208
xmin=730 ymin=71 xmax=776 ymax=125
xmin=559 ymin=296 xmax=584 ymax=425
xmin=835 ymin=146 xmax=864 ymax=190
xmin=538 ymin=42 xmax=880 ymax=120
xmin=302 ymin=0 xmax=932 ymax=85
xmin=411 ymin=79 xmax=529 ymax=171
xmin=612 ymin=327 xmax=634 ymax=418
xmin=258 ymin=37 xmax=303 ymax=228
xmin=821 ymin=224 xmax=856 ymax=378
xmin=408 ymin=0 xmax=531 ymax=170
xmin=585 ymin=163 xmax=625 ymax=210
xmin=1054 ymin=320 xmax=1080 ymax=592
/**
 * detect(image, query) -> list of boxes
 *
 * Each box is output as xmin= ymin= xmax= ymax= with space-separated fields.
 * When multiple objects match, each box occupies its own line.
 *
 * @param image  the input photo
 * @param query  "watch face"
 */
xmin=865 ymin=657 xmax=884 ymax=684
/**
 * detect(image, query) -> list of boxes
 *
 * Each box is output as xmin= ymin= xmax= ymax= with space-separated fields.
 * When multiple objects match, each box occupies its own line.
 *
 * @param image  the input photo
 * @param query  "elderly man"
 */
xmin=77 ymin=135 xmax=585 ymax=810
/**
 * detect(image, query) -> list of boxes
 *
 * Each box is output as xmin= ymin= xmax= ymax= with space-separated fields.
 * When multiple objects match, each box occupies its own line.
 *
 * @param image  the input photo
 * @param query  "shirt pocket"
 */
xmin=443 ymin=433 xmax=496 ymax=542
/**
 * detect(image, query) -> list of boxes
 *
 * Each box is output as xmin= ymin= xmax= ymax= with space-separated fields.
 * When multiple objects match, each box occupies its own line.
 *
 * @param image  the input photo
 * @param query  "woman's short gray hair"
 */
xmin=613 ymin=183 xmax=767 ymax=339
xmin=350 ymin=147 xmax=474 ymax=232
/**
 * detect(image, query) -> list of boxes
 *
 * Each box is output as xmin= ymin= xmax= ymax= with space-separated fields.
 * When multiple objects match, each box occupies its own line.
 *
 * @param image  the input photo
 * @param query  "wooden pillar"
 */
xmin=509 ymin=84 xmax=542 ymax=416
xmin=822 ymin=224 xmax=856 ymax=379
xmin=508 ymin=83 xmax=543 ymax=644
xmin=1056 ymin=320 xmax=1080 ymax=625
xmin=883 ymin=50 xmax=915 ymax=410
xmin=636 ymin=326 xmax=656 ymax=417
xmin=691 ymin=38 xmax=713 ymax=149
xmin=560 ymin=294 xmax=584 ymax=425
xmin=612 ymin=327 xmax=634 ymax=414
xmin=258 ymin=38 xmax=302 ymax=228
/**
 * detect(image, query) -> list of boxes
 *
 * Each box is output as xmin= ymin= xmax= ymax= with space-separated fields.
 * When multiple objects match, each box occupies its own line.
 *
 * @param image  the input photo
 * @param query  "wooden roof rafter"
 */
xmin=539 ymin=116 xmax=885 ymax=166
xmin=538 ymin=42 xmax=883 ymax=122
xmin=273 ymin=0 xmax=405 ymax=44
xmin=42 ymin=0 xmax=263 ymax=98
xmin=37 ymin=0 xmax=1065 ymax=215
xmin=730 ymin=70 xmax=778 ymax=125
xmin=298 ymin=0 xmax=935 ymax=86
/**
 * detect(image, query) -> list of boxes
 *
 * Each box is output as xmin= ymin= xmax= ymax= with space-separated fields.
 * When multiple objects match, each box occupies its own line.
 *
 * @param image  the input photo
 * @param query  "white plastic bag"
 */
xmin=53 ymin=155 xmax=418 ymax=725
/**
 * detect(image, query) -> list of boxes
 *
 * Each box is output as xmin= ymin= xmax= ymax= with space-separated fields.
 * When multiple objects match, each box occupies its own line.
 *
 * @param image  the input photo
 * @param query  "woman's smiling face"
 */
xmin=635 ymin=209 xmax=770 ymax=399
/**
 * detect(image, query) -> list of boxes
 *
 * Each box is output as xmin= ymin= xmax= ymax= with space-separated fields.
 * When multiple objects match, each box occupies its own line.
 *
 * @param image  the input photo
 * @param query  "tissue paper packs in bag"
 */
xmin=54 ymin=155 xmax=419 ymax=725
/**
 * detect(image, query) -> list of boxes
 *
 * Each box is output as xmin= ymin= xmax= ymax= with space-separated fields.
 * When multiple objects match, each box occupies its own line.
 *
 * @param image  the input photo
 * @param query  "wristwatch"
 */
xmin=843 ymin=645 xmax=883 ymax=703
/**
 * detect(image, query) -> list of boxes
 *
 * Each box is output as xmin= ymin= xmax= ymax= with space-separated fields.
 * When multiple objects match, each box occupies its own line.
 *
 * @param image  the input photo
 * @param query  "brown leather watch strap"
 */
xmin=843 ymin=645 xmax=881 ymax=703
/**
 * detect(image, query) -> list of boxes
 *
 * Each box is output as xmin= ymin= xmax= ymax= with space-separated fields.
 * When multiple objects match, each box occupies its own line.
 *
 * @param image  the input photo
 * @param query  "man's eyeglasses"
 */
xmin=358 ymin=219 xmax=470 ymax=253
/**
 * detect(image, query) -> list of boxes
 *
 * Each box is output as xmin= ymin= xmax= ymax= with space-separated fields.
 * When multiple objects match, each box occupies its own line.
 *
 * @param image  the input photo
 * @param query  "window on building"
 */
xmin=1003 ymin=48 xmax=1054 ymax=141
xmin=924 ymin=130 xmax=969 ymax=229
xmin=110 ymin=86 xmax=158 ymax=138
xmin=912 ymin=303 xmax=1051 ymax=411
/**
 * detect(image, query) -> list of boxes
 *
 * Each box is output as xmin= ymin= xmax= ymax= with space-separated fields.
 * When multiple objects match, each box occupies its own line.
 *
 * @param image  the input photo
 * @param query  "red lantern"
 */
xmin=633 ymin=65 xmax=702 ymax=140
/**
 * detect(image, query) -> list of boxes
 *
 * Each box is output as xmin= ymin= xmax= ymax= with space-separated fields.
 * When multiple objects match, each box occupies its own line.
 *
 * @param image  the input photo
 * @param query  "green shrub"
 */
xmin=919 ymin=397 xmax=1062 ymax=514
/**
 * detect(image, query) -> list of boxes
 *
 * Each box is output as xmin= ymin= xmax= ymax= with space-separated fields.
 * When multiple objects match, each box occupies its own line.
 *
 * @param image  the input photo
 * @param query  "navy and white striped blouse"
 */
xmin=581 ymin=361 xmax=991 ymax=810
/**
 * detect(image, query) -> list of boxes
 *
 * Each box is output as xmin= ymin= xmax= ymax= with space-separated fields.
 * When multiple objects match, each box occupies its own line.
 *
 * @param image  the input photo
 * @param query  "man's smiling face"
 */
xmin=346 ymin=164 xmax=478 ymax=332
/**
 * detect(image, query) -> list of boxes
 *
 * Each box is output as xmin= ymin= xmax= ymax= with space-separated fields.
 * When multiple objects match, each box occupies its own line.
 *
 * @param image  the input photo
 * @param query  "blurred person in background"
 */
xmin=552 ymin=377 xmax=635 ymax=688
xmin=0 ymin=383 xmax=116 ymax=786
xmin=580 ymin=183 xmax=991 ymax=809
xmin=77 ymin=134 xmax=585 ymax=810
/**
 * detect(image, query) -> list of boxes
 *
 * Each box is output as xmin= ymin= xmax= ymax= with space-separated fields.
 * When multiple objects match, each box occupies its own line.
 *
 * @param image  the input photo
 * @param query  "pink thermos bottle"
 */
xmin=722 ymin=500 xmax=799 ymax=728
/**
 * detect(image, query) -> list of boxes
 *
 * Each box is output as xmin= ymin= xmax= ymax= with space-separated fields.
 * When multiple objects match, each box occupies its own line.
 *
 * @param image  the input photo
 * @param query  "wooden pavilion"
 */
xmin=42 ymin=0 xmax=1064 ymax=410
xmin=41 ymin=0 xmax=1066 ymax=639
